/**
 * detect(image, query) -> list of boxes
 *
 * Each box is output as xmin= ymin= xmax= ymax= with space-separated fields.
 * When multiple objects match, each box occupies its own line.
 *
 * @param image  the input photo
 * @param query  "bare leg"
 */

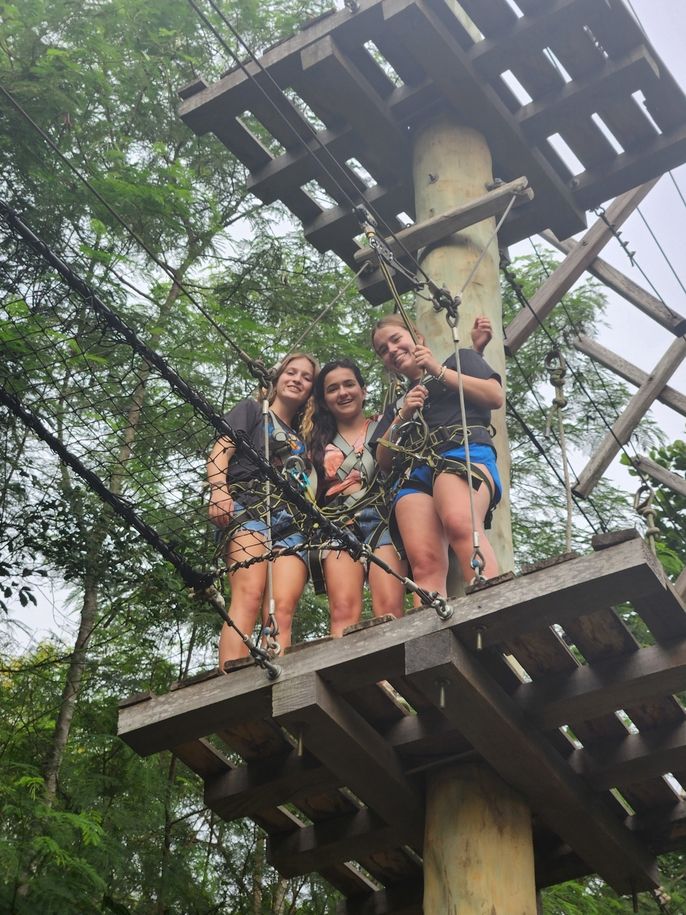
xmin=368 ymin=544 xmax=406 ymax=618
xmin=219 ymin=530 xmax=268 ymax=666
xmin=265 ymin=554 xmax=309 ymax=650
xmin=394 ymin=492 xmax=449 ymax=596
xmin=433 ymin=466 xmax=498 ymax=583
xmin=324 ymin=550 xmax=365 ymax=637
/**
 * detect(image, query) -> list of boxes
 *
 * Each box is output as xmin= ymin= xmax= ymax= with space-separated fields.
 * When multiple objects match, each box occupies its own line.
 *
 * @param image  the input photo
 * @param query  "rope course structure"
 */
xmin=0 ymin=200 xmax=451 ymax=676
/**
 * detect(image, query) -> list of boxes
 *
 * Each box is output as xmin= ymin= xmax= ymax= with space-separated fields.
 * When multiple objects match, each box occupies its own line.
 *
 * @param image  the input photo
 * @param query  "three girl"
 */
xmin=209 ymin=316 xmax=503 ymax=664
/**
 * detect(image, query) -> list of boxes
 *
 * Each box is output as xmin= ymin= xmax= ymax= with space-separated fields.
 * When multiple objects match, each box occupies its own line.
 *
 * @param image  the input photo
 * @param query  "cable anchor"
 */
xmin=633 ymin=482 xmax=659 ymax=554
xmin=470 ymin=546 xmax=487 ymax=585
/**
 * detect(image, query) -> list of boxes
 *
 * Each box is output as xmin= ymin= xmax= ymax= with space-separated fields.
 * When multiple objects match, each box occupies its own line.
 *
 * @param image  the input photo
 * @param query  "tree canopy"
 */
xmin=1 ymin=0 xmax=684 ymax=912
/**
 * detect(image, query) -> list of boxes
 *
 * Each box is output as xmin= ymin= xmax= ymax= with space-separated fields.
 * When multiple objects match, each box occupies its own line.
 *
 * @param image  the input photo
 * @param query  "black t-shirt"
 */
xmin=220 ymin=398 xmax=307 ymax=485
xmin=370 ymin=349 xmax=501 ymax=453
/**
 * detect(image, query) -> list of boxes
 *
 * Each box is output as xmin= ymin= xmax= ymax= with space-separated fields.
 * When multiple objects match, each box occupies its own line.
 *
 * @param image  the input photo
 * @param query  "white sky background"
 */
xmin=7 ymin=0 xmax=686 ymax=650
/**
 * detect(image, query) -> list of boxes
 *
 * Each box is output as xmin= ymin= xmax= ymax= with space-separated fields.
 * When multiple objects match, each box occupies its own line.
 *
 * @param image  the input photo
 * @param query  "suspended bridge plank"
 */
xmin=504 ymin=180 xmax=658 ymax=354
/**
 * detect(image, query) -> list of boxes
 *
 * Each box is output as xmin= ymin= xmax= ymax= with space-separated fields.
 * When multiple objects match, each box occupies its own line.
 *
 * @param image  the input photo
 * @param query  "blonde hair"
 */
xmin=260 ymin=351 xmax=320 ymax=433
xmin=371 ymin=313 xmax=424 ymax=352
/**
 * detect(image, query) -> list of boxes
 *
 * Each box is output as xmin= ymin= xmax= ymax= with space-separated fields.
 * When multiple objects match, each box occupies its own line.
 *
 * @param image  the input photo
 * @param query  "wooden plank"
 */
xmin=353 ymin=177 xmax=532 ymax=265
xmin=542 ymin=233 xmax=686 ymax=337
xmin=517 ymin=48 xmax=659 ymax=143
xmin=573 ymin=123 xmax=686 ymax=211
xmin=178 ymin=0 xmax=393 ymax=130
xmin=570 ymin=721 xmax=686 ymax=790
xmin=629 ymin=800 xmax=686 ymax=853
xmin=299 ymin=36 xmax=410 ymax=187
xmin=404 ymin=628 xmax=659 ymax=893
xmin=573 ymin=335 xmax=686 ymax=416
xmin=268 ymin=808 xmax=406 ymax=877
xmin=171 ymin=737 xmax=232 ymax=779
xmin=469 ymin=0 xmax=600 ymax=81
xmin=382 ymin=0 xmax=584 ymax=242
xmin=272 ymin=672 xmax=425 ymax=840
xmin=504 ymin=180 xmax=657 ymax=354
xmin=305 ymin=182 xmax=411 ymax=254
xmin=336 ymin=879 xmax=423 ymax=915
xmin=204 ymin=749 xmax=341 ymax=820
xmin=118 ymin=538 xmax=671 ymax=755
xmin=630 ymin=455 xmax=686 ymax=499
xmin=574 ymin=336 xmax=686 ymax=497
xmin=516 ymin=637 xmax=686 ymax=729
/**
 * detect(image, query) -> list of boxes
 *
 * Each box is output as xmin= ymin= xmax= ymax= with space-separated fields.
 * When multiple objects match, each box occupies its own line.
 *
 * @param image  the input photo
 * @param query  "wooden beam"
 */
xmin=569 ymin=721 xmax=686 ymax=790
xmin=352 ymin=177 xmax=532 ymax=265
xmin=272 ymin=672 xmax=424 ymax=840
xmin=541 ymin=232 xmax=686 ymax=337
xmin=336 ymin=879 xmax=423 ymax=915
xmin=630 ymin=455 xmax=686 ymax=499
xmin=404 ymin=628 xmax=660 ymax=893
xmin=574 ymin=335 xmax=686 ymax=497
xmin=505 ymin=180 xmax=658 ymax=354
xmin=468 ymin=0 xmax=601 ymax=81
xmin=517 ymin=48 xmax=659 ymax=142
xmin=573 ymin=335 xmax=686 ymax=417
xmin=382 ymin=0 xmax=585 ymax=242
xmin=573 ymin=123 xmax=686 ymax=212
xmin=516 ymin=637 xmax=686 ymax=729
xmin=118 ymin=538 xmax=672 ymax=756
xmin=204 ymin=749 xmax=341 ymax=820
xmin=267 ymin=808 xmax=404 ymax=877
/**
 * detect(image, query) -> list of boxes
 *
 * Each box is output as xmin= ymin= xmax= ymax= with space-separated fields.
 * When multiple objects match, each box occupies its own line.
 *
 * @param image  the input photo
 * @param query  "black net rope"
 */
xmin=0 ymin=201 xmax=444 ymax=617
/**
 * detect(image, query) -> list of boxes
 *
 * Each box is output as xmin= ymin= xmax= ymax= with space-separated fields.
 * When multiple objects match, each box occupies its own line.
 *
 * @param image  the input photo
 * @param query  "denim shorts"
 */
xmin=394 ymin=444 xmax=502 ymax=506
xmin=230 ymin=499 xmax=306 ymax=559
xmin=354 ymin=506 xmax=393 ymax=549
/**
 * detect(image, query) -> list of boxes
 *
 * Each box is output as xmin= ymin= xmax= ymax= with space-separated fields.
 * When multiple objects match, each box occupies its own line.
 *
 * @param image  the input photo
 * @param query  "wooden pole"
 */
xmin=411 ymin=114 xmax=513 ymax=585
xmin=411 ymin=115 xmax=536 ymax=914
xmin=423 ymin=764 xmax=536 ymax=914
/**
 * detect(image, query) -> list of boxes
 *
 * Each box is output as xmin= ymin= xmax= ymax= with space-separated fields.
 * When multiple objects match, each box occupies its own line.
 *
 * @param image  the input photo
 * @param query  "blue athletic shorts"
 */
xmin=393 ymin=444 xmax=502 ymax=506
xmin=229 ymin=499 xmax=307 ymax=562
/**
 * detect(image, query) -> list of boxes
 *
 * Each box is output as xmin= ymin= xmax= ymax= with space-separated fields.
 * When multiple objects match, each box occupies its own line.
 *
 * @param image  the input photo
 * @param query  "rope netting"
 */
xmin=1 ymin=202 xmax=445 ymax=661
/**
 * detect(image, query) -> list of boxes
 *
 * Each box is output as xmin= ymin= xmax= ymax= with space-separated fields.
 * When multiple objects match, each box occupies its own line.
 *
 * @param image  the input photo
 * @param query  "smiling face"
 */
xmin=322 ymin=366 xmax=366 ymax=425
xmin=372 ymin=324 xmax=422 ymax=380
xmin=274 ymin=356 xmax=315 ymax=410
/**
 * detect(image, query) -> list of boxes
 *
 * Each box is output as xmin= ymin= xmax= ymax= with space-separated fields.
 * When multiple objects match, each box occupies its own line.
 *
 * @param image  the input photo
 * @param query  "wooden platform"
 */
xmin=178 ymin=0 xmax=686 ymax=304
xmin=119 ymin=532 xmax=686 ymax=912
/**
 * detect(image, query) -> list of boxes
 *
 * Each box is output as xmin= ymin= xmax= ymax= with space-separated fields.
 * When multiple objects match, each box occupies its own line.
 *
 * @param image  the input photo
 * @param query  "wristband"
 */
xmin=436 ymin=365 xmax=447 ymax=385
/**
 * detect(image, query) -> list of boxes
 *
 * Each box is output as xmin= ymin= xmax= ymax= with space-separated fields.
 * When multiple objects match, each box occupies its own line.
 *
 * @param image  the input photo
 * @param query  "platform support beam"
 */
xmin=411 ymin=114 xmax=514 ymax=584
xmin=424 ymin=763 xmax=536 ymax=914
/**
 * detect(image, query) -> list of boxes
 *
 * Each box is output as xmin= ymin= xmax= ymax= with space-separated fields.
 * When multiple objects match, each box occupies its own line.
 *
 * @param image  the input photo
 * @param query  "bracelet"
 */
xmin=436 ymin=365 xmax=447 ymax=385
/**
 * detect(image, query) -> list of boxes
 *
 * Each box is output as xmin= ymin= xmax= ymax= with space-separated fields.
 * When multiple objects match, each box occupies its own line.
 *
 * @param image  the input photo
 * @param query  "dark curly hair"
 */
xmin=307 ymin=358 xmax=366 ymax=484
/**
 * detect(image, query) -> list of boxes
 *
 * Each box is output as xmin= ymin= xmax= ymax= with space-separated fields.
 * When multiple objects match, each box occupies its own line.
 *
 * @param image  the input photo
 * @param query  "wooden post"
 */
xmin=411 ymin=116 xmax=536 ymax=914
xmin=423 ymin=764 xmax=536 ymax=914
xmin=411 ymin=114 xmax=514 ymax=585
